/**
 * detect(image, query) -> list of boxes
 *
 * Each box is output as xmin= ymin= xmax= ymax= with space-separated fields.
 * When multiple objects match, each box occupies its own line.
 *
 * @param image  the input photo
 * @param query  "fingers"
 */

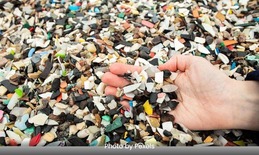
xmin=158 ymin=55 xmax=193 ymax=72
xmin=110 ymin=63 xmax=142 ymax=75
xmin=102 ymin=72 xmax=130 ymax=87
xmin=120 ymin=100 xmax=130 ymax=110
xmin=104 ymin=86 xmax=117 ymax=96
xmin=102 ymin=63 xmax=142 ymax=110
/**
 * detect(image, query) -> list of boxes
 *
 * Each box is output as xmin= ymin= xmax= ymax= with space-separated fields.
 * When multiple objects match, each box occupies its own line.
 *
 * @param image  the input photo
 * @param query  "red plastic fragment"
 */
xmin=149 ymin=52 xmax=155 ymax=58
xmin=141 ymin=20 xmax=154 ymax=28
xmin=29 ymin=133 xmax=41 ymax=146
xmin=9 ymin=139 xmax=18 ymax=146
xmin=227 ymin=45 xmax=234 ymax=51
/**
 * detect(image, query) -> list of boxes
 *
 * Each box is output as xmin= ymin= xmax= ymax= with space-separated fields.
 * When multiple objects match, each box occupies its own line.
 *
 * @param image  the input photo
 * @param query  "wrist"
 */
xmin=225 ymin=79 xmax=259 ymax=130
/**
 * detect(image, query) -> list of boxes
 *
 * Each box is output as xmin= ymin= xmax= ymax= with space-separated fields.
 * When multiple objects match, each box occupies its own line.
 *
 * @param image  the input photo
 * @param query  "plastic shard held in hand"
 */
xmin=143 ymin=100 xmax=153 ymax=115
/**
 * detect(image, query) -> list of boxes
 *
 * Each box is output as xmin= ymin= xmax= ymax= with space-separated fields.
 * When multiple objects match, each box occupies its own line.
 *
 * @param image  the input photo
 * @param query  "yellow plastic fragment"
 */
xmin=143 ymin=100 xmax=153 ymax=115
xmin=78 ymin=38 xmax=85 ymax=43
xmin=124 ymin=131 xmax=128 ymax=139
xmin=228 ymin=9 xmax=233 ymax=14
xmin=233 ymin=140 xmax=245 ymax=146
xmin=204 ymin=136 xmax=213 ymax=143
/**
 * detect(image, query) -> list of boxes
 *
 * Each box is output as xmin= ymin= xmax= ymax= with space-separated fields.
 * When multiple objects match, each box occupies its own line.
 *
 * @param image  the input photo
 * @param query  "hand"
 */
xmin=102 ymin=55 xmax=259 ymax=131
xmin=158 ymin=55 xmax=259 ymax=131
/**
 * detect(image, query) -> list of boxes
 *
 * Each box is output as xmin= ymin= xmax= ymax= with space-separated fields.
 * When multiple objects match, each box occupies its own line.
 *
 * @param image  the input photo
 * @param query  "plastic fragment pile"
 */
xmin=0 ymin=0 xmax=259 ymax=147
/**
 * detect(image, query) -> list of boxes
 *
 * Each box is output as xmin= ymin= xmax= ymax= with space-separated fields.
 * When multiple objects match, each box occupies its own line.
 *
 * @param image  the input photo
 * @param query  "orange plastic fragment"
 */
xmin=216 ymin=12 xmax=225 ymax=22
xmin=223 ymin=40 xmax=238 ymax=46
xmin=56 ymin=93 xmax=62 ymax=102
xmin=204 ymin=136 xmax=213 ymax=143
xmin=7 ymin=93 xmax=13 ymax=99
xmin=78 ymin=88 xmax=83 ymax=95
xmin=179 ymin=38 xmax=186 ymax=44
xmin=60 ymin=81 xmax=67 ymax=89
xmin=192 ymin=8 xmax=199 ymax=18
xmin=123 ymin=22 xmax=131 ymax=30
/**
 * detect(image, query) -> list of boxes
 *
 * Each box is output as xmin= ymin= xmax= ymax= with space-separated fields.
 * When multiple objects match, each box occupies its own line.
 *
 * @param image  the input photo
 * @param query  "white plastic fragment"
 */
xmin=146 ymin=83 xmax=155 ymax=92
xmin=123 ymin=83 xmax=141 ymax=94
xmin=55 ymin=103 xmax=69 ymax=109
xmin=7 ymin=93 xmax=19 ymax=110
xmin=202 ymin=23 xmax=216 ymax=37
xmin=218 ymin=53 xmax=229 ymax=64
xmin=162 ymin=84 xmax=178 ymax=93
xmin=157 ymin=128 xmax=165 ymax=137
xmin=107 ymin=100 xmax=117 ymax=109
xmin=174 ymin=38 xmax=185 ymax=51
xmin=194 ymin=37 xmax=206 ymax=44
xmin=39 ymin=92 xmax=52 ymax=99
xmin=21 ymin=138 xmax=31 ymax=146
xmin=170 ymin=72 xmax=178 ymax=81
xmin=96 ymin=82 xmax=106 ymax=96
xmin=28 ymin=113 xmax=48 ymax=126
xmin=6 ymin=130 xmax=22 ymax=144
xmin=197 ymin=44 xmax=210 ymax=54
xmin=155 ymin=72 xmax=163 ymax=84
xmin=94 ymin=101 xmax=105 ymax=111
xmin=162 ymin=122 xmax=173 ymax=131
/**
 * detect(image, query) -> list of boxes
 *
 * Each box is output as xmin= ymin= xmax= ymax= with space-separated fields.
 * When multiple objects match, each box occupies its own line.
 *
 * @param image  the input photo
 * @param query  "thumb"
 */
xmin=158 ymin=55 xmax=193 ymax=72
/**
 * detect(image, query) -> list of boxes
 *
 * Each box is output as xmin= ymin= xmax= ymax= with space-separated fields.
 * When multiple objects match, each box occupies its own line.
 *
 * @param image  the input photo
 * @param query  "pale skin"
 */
xmin=102 ymin=55 xmax=259 ymax=131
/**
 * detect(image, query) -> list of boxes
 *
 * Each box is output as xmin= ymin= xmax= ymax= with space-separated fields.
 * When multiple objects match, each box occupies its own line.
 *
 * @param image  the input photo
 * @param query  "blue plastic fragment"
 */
xmin=90 ymin=139 xmax=98 ymax=146
xmin=129 ymin=100 xmax=133 ymax=107
xmin=94 ymin=7 xmax=100 ymax=13
xmin=28 ymin=48 xmax=36 ymax=57
xmin=253 ymin=17 xmax=259 ymax=22
xmin=215 ymin=48 xmax=220 ymax=55
xmin=125 ymin=137 xmax=132 ymax=143
xmin=231 ymin=62 xmax=236 ymax=70
xmin=69 ymin=5 xmax=80 ymax=11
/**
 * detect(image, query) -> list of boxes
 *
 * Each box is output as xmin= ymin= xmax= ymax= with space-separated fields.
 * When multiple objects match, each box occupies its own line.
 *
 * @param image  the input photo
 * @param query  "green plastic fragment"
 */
xmin=246 ymin=55 xmax=256 ymax=61
xmin=220 ymin=42 xmax=225 ymax=47
xmin=3 ymin=99 xmax=10 ymax=105
xmin=47 ymin=32 xmax=52 ymax=40
xmin=23 ymin=23 xmax=30 ymax=29
xmin=105 ymin=117 xmax=122 ymax=132
xmin=15 ymin=88 xmax=23 ymax=98
xmin=55 ymin=51 xmax=66 ymax=59
xmin=66 ymin=25 xmax=72 ymax=29
xmin=66 ymin=84 xmax=74 ymax=92
xmin=24 ymin=127 xmax=35 ymax=135
xmin=10 ymin=49 xmax=15 ymax=55
xmin=62 ymin=70 xmax=67 ymax=77
xmin=67 ymin=12 xmax=75 ymax=18
xmin=105 ymin=135 xmax=110 ymax=143
xmin=102 ymin=115 xmax=111 ymax=122
xmin=118 ymin=12 xmax=125 ymax=19
xmin=200 ymin=53 xmax=206 ymax=58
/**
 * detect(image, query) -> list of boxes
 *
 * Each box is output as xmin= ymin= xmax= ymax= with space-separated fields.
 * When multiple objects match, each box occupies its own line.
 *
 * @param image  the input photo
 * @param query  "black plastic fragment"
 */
xmin=0 ymin=80 xmax=17 ymax=93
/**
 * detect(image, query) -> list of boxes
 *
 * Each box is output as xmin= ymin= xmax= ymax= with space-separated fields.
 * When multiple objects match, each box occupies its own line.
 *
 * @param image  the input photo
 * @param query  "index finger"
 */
xmin=110 ymin=63 xmax=142 ymax=75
